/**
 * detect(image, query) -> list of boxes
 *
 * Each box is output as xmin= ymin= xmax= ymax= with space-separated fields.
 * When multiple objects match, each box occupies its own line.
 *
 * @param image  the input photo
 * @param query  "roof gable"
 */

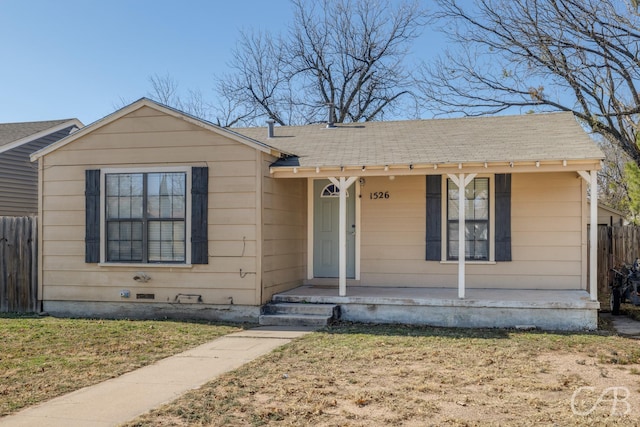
xmin=31 ymin=98 xmax=287 ymax=161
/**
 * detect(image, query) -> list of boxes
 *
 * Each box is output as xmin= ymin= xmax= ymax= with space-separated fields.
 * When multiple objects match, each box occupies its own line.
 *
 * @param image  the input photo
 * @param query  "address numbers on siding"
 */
xmin=369 ymin=191 xmax=390 ymax=200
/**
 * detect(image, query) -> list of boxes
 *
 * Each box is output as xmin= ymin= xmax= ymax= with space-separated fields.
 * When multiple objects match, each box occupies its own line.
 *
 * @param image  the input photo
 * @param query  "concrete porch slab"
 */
xmin=275 ymin=286 xmax=599 ymax=309
xmin=272 ymin=286 xmax=600 ymax=331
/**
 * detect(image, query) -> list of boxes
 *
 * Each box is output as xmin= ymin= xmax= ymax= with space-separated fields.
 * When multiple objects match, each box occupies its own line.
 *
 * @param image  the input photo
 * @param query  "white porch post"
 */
xmin=578 ymin=170 xmax=599 ymax=302
xmin=329 ymin=176 xmax=358 ymax=297
xmin=448 ymin=173 xmax=476 ymax=299
xmin=589 ymin=171 xmax=598 ymax=302
xmin=458 ymin=173 xmax=466 ymax=299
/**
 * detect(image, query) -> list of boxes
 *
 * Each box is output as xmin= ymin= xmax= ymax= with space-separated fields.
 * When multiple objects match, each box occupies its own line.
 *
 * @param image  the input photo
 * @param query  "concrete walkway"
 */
xmin=603 ymin=312 xmax=640 ymax=338
xmin=0 ymin=326 xmax=315 ymax=427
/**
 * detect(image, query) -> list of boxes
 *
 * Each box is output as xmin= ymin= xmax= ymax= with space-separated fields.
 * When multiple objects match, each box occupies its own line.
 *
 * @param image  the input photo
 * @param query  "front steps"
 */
xmin=259 ymin=302 xmax=340 ymax=327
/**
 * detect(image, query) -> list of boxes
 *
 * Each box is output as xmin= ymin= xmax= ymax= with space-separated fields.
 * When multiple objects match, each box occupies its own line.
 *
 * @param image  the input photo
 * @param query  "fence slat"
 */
xmin=0 ymin=216 xmax=37 ymax=313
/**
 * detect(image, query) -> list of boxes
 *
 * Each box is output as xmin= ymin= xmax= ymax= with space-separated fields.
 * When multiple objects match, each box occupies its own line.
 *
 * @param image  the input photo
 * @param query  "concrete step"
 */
xmin=263 ymin=302 xmax=339 ymax=316
xmin=259 ymin=313 xmax=333 ymax=327
xmin=259 ymin=302 xmax=341 ymax=327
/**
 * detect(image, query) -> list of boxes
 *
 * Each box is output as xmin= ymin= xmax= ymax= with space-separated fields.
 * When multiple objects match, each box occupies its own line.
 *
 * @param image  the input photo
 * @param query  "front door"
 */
xmin=313 ymin=179 xmax=356 ymax=278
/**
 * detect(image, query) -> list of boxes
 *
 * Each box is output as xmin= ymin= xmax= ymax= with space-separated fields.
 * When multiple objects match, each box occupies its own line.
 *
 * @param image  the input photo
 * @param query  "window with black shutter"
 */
xmin=85 ymin=167 xmax=208 ymax=265
xmin=426 ymin=173 xmax=511 ymax=262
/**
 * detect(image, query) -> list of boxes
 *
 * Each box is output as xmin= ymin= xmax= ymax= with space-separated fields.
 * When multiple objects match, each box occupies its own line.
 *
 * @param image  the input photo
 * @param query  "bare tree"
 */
xmin=147 ymin=73 xmax=214 ymax=120
xmin=217 ymin=0 xmax=426 ymax=126
xmin=599 ymin=138 xmax=633 ymax=212
xmin=420 ymin=0 xmax=640 ymax=167
xmin=148 ymin=73 xmax=180 ymax=106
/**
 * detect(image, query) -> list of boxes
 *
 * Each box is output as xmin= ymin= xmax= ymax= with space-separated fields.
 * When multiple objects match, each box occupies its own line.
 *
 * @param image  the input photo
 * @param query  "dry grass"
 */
xmin=125 ymin=322 xmax=640 ymax=427
xmin=0 ymin=314 xmax=243 ymax=416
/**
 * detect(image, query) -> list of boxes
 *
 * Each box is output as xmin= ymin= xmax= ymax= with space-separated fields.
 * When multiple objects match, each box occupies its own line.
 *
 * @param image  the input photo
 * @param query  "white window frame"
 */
xmin=440 ymin=174 xmax=496 ymax=264
xmin=99 ymin=166 xmax=192 ymax=266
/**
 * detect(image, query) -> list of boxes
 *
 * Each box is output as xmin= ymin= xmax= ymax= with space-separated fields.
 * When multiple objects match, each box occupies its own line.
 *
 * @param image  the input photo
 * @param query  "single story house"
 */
xmin=31 ymin=98 xmax=604 ymax=330
xmin=0 ymin=119 xmax=82 ymax=216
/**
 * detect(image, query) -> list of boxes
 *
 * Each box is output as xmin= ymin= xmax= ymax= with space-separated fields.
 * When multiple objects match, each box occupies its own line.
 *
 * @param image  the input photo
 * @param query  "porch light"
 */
xmin=458 ymin=163 xmax=462 ymax=169
xmin=536 ymin=161 xmax=540 ymax=168
xmin=293 ymin=167 xmax=298 ymax=174
xmin=509 ymin=162 xmax=514 ymax=168
xmin=484 ymin=162 xmax=488 ymax=168
xmin=563 ymin=160 xmax=567 ymax=167
xmin=362 ymin=165 xmax=366 ymax=171
xmin=409 ymin=164 xmax=414 ymax=170
xmin=316 ymin=167 xmax=320 ymax=173
xmin=384 ymin=165 xmax=389 ymax=171
xmin=340 ymin=166 xmax=344 ymax=172
xmin=433 ymin=164 xmax=438 ymax=170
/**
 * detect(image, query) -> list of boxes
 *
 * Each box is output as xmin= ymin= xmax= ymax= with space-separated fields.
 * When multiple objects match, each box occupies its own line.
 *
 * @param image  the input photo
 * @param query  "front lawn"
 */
xmin=125 ymin=322 xmax=640 ymax=426
xmin=0 ymin=315 xmax=242 ymax=416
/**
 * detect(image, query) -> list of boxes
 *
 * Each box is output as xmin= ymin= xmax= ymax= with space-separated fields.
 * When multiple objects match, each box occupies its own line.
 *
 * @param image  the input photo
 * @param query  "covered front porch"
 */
xmin=271 ymin=285 xmax=599 ymax=330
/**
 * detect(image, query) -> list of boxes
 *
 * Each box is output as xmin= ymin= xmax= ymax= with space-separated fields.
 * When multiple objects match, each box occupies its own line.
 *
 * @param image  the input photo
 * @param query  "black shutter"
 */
xmin=85 ymin=169 xmax=100 ymax=263
xmin=495 ymin=173 xmax=512 ymax=261
xmin=426 ymin=175 xmax=442 ymax=261
xmin=191 ymin=167 xmax=209 ymax=264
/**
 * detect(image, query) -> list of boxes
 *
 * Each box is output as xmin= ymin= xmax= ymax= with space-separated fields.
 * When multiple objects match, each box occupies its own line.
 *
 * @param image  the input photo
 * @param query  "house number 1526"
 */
xmin=369 ymin=191 xmax=390 ymax=200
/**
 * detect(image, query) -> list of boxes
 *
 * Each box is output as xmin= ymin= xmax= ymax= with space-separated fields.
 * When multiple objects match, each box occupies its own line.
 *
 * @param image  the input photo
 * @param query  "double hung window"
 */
xmin=105 ymin=171 xmax=186 ymax=263
xmin=447 ymin=178 xmax=489 ymax=261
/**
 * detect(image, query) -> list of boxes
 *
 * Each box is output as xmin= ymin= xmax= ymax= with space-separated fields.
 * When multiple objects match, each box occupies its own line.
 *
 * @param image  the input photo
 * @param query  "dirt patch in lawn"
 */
xmin=125 ymin=323 xmax=640 ymax=426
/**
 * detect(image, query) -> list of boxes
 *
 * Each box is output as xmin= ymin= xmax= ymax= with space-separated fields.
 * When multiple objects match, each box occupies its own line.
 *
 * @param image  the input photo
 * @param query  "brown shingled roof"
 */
xmin=235 ymin=112 xmax=603 ymax=168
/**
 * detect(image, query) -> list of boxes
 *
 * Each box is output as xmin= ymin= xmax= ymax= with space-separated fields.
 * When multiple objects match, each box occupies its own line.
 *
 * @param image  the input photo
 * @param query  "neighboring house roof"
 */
xmin=236 ymin=112 xmax=604 ymax=169
xmin=0 ymin=118 xmax=83 ymax=217
xmin=31 ymin=98 xmax=287 ymax=161
xmin=0 ymin=119 xmax=83 ymax=155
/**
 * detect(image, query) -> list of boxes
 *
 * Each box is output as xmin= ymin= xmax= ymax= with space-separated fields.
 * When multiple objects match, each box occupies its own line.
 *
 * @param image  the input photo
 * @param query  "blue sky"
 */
xmin=0 ymin=0 xmax=447 ymax=126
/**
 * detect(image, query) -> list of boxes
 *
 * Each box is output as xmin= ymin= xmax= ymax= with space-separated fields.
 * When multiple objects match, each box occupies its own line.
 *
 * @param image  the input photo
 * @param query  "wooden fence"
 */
xmin=0 ymin=216 xmax=37 ymax=312
xmin=596 ymin=225 xmax=640 ymax=299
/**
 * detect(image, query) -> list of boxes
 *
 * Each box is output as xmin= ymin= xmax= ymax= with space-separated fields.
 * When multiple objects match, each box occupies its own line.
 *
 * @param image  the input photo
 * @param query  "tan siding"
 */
xmin=42 ymin=241 xmax=85 ymax=256
xmin=62 ymin=131 xmax=235 ymax=152
xmin=512 ymin=201 xmax=582 ymax=217
xmin=40 ymin=108 xmax=262 ymax=306
xmin=210 ymin=224 xmax=256 ymax=241
xmin=42 ymin=195 xmax=84 ymax=211
xmin=260 ymin=153 xmax=306 ymax=302
xmin=210 ymin=208 xmax=256 ymax=225
xmin=42 ymin=180 xmax=84 ymax=198
xmin=42 ymin=211 xmax=85 ymax=226
xmin=43 ymin=225 xmax=84 ymax=241
xmin=45 ymin=147 xmax=256 ymax=166
xmin=210 ymin=177 xmax=257 ymax=193
xmin=511 ymin=216 xmax=581 ymax=232
xmin=358 ymin=173 xmax=584 ymax=289
xmin=210 ymin=240 xmax=257 ymax=258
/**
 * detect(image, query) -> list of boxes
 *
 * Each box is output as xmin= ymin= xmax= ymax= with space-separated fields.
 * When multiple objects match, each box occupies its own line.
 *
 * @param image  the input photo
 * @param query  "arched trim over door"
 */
xmin=321 ymin=183 xmax=349 ymax=198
